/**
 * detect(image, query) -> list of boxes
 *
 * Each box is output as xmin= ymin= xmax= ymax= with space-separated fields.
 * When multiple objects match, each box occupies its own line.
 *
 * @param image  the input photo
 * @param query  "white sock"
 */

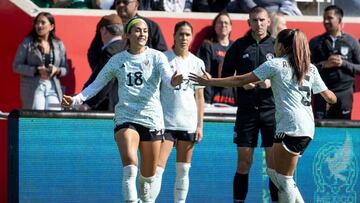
xmin=294 ymin=184 xmax=304 ymax=203
xmin=276 ymin=173 xmax=299 ymax=203
xmin=266 ymin=168 xmax=279 ymax=189
xmin=139 ymin=174 xmax=157 ymax=203
xmin=174 ymin=162 xmax=191 ymax=203
xmin=153 ymin=166 xmax=164 ymax=199
xmin=122 ymin=165 xmax=138 ymax=203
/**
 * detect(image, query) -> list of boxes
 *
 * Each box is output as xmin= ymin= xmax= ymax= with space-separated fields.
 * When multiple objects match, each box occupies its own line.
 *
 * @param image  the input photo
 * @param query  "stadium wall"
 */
xmin=0 ymin=0 xmax=360 ymax=119
xmin=1 ymin=1 xmax=360 ymax=202
xmin=7 ymin=110 xmax=360 ymax=203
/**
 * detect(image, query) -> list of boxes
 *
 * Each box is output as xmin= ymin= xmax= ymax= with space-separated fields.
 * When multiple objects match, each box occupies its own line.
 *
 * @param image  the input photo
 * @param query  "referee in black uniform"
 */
xmin=222 ymin=6 xmax=278 ymax=203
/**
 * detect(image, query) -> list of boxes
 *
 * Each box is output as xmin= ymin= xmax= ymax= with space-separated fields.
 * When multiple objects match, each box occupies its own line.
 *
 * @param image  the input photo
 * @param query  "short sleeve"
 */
xmin=194 ymin=59 xmax=206 ymax=89
xmin=157 ymin=51 xmax=173 ymax=86
xmin=311 ymin=65 xmax=328 ymax=94
xmin=253 ymin=60 xmax=275 ymax=81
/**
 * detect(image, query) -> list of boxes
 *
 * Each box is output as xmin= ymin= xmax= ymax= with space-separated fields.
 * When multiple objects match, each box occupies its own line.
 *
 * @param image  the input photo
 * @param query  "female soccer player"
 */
xmin=190 ymin=29 xmax=337 ymax=202
xmin=62 ymin=17 xmax=182 ymax=203
xmin=155 ymin=21 xmax=205 ymax=203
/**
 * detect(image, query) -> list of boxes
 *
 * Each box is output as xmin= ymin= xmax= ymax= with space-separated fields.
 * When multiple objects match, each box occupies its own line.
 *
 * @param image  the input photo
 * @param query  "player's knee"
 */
xmin=276 ymin=173 xmax=297 ymax=203
xmin=266 ymin=168 xmax=278 ymax=185
xmin=237 ymin=159 xmax=252 ymax=173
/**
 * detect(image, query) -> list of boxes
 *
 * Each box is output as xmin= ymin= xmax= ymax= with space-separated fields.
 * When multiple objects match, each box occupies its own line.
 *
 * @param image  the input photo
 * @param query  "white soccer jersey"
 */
xmin=253 ymin=56 xmax=328 ymax=139
xmin=72 ymin=47 xmax=173 ymax=130
xmin=161 ymin=51 xmax=205 ymax=132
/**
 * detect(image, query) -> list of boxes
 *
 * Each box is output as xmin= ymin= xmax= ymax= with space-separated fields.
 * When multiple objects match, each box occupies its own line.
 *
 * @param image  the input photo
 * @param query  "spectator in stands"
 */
xmin=197 ymin=11 xmax=236 ymax=106
xmin=31 ymin=0 xmax=55 ymax=8
xmin=139 ymin=0 xmax=192 ymax=12
xmin=13 ymin=12 xmax=68 ymax=110
xmin=32 ymin=0 xmax=92 ymax=8
xmin=190 ymin=28 xmax=337 ymax=203
xmin=269 ymin=12 xmax=287 ymax=38
xmin=92 ymin=0 xmax=115 ymax=9
xmin=52 ymin=0 xmax=92 ymax=8
xmin=227 ymin=0 xmax=302 ymax=16
xmin=310 ymin=5 xmax=360 ymax=119
xmin=162 ymin=0 xmax=192 ymax=12
xmin=88 ymin=0 xmax=167 ymax=71
xmin=220 ymin=6 xmax=278 ymax=202
xmin=62 ymin=17 xmax=182 ymax=202
xmin=80 ymin=14 xmax=125 ymax=111
xmin=192 ymin=0 xmax=230 ymax=12
xmin=156 ymin=20 xmax=205 ymax=203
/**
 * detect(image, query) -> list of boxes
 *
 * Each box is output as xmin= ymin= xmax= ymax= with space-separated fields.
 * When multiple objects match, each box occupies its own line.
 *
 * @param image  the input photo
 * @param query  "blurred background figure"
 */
xmin=52 ymin=0 xmax=92 ymax=8
xmin=162 ymin=0 xmax=192 ymax=12
xmin=87 ymin=0 xmax=167 ymax=71
xmin=197 ymin=11 xmax=236 ymax=106
xmin=269 ymin=12 xmax=287 ymax=38
xmin=80 ymin=14 xmax=124 ymax=111
xmin=92 ymin=0 xmax=115 ymax=9
xmin=310 ymin=5 xmax=360 ymax=119
xmin=227 ymin=0 xmax=302 ymax=16
xmin=192 ymin=0 xmax=229 ymax=12
xmin=13 ymin=12 xmax=68 ymax=110
xmin=139 ymin=0 xmax=192 ymax=12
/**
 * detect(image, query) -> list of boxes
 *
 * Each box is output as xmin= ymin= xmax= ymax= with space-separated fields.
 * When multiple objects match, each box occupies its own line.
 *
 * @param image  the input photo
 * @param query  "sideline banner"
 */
xmin=8 ymin=110 xmax=360 ymax=203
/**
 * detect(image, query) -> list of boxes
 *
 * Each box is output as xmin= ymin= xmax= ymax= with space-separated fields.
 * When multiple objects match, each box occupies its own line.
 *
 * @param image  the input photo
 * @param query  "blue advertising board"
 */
xmin=8 ymin=111 xmax=360 ymax=202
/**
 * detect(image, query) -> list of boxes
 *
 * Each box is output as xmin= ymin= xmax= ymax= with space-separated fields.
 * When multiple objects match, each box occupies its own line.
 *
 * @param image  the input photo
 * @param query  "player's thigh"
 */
xmin=139 ymin=140 xmax=162 ymax=176
xmin=176 ymin=140 xmax=195 ymax=163
xmin=114 ymin=124 xmax=140 ymax=166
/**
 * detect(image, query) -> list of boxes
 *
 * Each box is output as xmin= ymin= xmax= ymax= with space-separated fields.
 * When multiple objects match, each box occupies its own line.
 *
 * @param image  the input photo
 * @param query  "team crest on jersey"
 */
xmin=143 ymin=59 xmax=150 ymax=69
xmin=266 ymin=53 xmax=274 ymax=61
xmin=141 ymin=59 xmax=152 ymax=78
xmin=340 ymin=46 xmax=349 ymax=56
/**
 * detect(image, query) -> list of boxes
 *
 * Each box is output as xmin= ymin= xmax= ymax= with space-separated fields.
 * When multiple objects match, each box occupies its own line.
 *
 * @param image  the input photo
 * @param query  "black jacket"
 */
xmin=309 ymin=32 xmax=360 ymax=92
xmin=222 ymin=31 xmax=276 ymax=110
xmin=83 ymin=39 xmax=125 ymax=111
xmin=87 ymin=15 xmax=167 ymax=71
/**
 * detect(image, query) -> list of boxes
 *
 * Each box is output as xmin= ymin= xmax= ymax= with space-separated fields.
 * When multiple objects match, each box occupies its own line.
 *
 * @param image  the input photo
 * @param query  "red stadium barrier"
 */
xmin=1 ymin=1 xmax=360 ymax=202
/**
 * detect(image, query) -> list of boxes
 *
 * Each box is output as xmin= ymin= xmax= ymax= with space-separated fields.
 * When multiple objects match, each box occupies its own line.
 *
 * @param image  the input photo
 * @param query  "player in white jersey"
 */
xmin=190 ymin=29 xmax=337 ymax=203
xmin=61 ymin=17 xmax=183 ymax=203
xmin=153 ymin=21 xmax=206 ymax=203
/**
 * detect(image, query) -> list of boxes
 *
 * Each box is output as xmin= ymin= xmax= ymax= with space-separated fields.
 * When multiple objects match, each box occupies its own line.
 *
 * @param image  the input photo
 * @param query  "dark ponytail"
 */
xmin=277 ymin=29 xmax=310 ymax=84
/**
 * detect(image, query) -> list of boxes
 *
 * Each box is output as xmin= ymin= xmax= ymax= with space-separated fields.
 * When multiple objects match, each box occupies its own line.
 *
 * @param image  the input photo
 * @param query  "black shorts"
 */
xmin=114 ymin=122 xmax=163 ymax=141
xmin=163 ymin=129 xmax=196 ymax=142
xmin=233 ymin=108 xmax=275 ymax=147
xmin=274 ymin=133 xmax=312 ymax=156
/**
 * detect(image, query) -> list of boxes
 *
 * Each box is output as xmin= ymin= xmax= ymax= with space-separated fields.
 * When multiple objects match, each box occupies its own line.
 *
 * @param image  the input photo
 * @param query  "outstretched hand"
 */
xmin=61 ymin=95 xmax=73 ymax=108
xmin=171 ymin=70 xmax=184 ymax=87
xmin=189 ymin=68 xmax=212 ymax=86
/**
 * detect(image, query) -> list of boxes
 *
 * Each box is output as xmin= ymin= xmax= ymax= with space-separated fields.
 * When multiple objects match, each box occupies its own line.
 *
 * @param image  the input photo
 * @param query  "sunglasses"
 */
xmin=116 ymin=0 xmax=137 ymax=5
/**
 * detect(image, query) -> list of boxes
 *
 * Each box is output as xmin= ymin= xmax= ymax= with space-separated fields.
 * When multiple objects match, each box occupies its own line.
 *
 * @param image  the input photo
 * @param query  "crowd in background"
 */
xmin=11 ymin=1 xmax=360 ymax=202
xmin=30 ymin=0 xmax=360 ymax=16
xmin=31 ymin=0 xmax=302 ymax=14
xmin=14 ymin=0 xmax=360 ymax=116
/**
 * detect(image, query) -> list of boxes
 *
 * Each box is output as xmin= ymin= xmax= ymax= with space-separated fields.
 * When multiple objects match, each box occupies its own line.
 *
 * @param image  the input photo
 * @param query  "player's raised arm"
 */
xmin=189 ymin=71 xmax=259 ymax=88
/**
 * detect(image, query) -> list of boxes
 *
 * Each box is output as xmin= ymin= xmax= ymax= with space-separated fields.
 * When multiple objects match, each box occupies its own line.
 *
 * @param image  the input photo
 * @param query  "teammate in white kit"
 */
xmin=190 ymin=29 xmax=337 ymax=203
xmin=154 ymin=21 xmax=206 ymax=203
xmin=61 ymin=17 xmax=183 ymax=203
